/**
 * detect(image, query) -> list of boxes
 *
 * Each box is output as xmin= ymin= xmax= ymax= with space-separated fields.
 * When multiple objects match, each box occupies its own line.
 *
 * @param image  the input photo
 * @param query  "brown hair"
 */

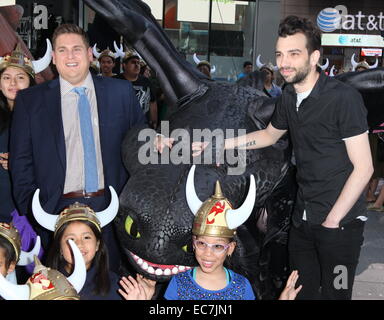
xmin=52 ymin=24 xmax=89 ymax=49
xmin=278 ymin=15 xmax=321 ymax=55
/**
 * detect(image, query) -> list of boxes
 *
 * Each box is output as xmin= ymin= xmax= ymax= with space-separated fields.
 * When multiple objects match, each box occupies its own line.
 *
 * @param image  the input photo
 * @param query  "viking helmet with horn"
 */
xmin=329 ymin=65 xmax=336 ymax=77
xmin=256 ymin=54 xmax=278 ymax=72
xmin=0 ymin=239 xmax=86 ymax=300
xmin=318 ymin=58 xmax=329 ymax=71
xmin=193 ymin=53 xmax=216 ymax=74
xmin=32 ymin=186 xmax=119 ymax=235
xmin=185 ymin=165 xmax=256 ymax=238
xmin=0 ymin=39 xmax=52 ymax=78
xmin=92 ymin=42 xmax=122 ymax=61
xmin=0 ymin=222 xmax=41 ymax=266
xmin=351 ymin=53 xmax=378 ymax=71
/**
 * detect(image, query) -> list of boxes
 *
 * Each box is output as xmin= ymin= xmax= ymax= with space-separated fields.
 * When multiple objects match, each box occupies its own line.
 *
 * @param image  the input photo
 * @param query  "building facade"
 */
xmin=6 ymin=0 xmax=384 ymax=80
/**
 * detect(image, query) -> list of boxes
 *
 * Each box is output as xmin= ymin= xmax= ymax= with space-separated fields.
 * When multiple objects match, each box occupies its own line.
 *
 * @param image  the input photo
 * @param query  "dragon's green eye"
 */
xmin=182 ymin=242 xmax=193 ymax=253
xmin=125 ymin=215 xmax=141 ymax=238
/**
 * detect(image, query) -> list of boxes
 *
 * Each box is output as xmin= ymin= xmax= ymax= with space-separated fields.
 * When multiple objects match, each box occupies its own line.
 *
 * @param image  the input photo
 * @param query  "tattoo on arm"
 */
xmin=237 ymin=140 xmax=256 ymax=149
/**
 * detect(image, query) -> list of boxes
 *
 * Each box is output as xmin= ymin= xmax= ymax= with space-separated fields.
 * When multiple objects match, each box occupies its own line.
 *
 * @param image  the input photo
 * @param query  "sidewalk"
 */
xmin=352 ymin=210 xmax=384 ymax=300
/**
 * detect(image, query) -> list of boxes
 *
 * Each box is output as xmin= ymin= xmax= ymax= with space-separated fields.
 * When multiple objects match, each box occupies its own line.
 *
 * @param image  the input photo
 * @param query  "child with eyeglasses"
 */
xmin=119 ymin=166 xmax=302 ymax=300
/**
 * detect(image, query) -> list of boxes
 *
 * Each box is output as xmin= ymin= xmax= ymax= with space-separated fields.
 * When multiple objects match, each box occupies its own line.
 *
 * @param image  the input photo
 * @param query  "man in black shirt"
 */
xmin=114 ymin=51 xmax=158 ymax=128
xmin=192 ymin=16 xmax=373 ymax=300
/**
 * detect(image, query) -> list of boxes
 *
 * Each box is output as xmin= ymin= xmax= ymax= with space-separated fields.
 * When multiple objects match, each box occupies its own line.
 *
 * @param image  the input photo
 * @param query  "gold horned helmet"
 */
xmin=0 ymin=222 xmax=41 ymax=265
xmin=0 ymin=39 xmax=52 ymax=78
xmin=0 ymin=240 xmax=86 ymax=300
xmin=31 ymin=186 xmax=119 ymax=235
xmin=185 ymin=165 xmax=256 ymax=238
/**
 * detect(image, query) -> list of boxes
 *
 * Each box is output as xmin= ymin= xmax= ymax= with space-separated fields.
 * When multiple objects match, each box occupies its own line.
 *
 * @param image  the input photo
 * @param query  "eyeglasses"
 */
xmin=193 ymin=239 xmax=231 ymax=254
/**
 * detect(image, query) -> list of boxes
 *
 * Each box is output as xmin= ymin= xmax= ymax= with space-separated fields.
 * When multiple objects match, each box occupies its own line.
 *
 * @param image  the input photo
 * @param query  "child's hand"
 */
xmin=118 ymin=275 xmax=150 ymax=300
xmin=278 ymin=270 xmax=302 ymax=300
xmin=136 ymin=274 xmax=156 ymax=299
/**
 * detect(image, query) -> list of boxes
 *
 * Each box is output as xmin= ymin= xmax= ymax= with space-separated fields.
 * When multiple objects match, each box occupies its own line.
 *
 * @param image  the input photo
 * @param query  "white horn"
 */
xmin=329 ymin=65 xmax=336 ymax=77
xmin=95 ymin=186 xmax=119 ymax=228
xmin=18 ymin=236 xmax=41 ymax=266
xmin=256 ymin=54 xmax=265 ymax=69
xmin=66 ymin=239 xmax=87 ymax=294
xmin=113 ymin=41 xmax=125 ymax=59
xmin=31 ymin=39 xmax=52 ymax=74
xmin=185 ymin=165 xmax=203 ymax=215
xmin=319 ymin=58 xmax=329 ymax=71
xmin=226 ymin=175 xmax=256 ymax=229
xmin=92 ymin=44 xmax=101 ymax=59
xmin=370 ymin=57 xmax=379 ymax=69
xmin=0 ymin=273 xmax=29 ymax=300
xmin=193 ymin=53 xmax=201 ymax=65
xmin=32 ymin=189 xmax=57 ymax=232
xmin=211 ymin=65 xmax=216 ymax=73
xmin=351 ymin=53 xmax=359 ymax=71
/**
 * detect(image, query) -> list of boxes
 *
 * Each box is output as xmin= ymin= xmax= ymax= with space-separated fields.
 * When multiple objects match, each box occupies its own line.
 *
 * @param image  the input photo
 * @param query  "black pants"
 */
xmin=288 ymin=219 xmax=365 ymax=300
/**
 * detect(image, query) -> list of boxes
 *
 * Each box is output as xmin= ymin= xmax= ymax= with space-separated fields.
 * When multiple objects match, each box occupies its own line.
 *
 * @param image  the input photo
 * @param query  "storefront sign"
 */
xmin=361 ymin=48 xmax=382 ymax=57
xmin=0 ymin=0 xmax=15 ymax=7
xmin=321 ymin=33 xmax=384 ymax=48
xmin=317 ymin=5 xmax=384 ymax=32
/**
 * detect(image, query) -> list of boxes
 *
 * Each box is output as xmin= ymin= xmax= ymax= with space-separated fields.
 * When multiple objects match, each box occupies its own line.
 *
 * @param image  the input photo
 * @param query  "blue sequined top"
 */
xmin=164 ymin=268 xmax=256 ymax=300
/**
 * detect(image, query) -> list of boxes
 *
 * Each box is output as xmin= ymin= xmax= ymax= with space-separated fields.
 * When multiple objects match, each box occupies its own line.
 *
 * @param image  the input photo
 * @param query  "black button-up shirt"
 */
xmin=271 ymin=71 xmax=368 ymax=226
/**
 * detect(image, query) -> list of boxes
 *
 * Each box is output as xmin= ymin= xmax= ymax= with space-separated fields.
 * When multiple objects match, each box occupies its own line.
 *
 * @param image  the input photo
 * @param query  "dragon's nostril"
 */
xmin=125 ymin=215 xmax=141 ymax=239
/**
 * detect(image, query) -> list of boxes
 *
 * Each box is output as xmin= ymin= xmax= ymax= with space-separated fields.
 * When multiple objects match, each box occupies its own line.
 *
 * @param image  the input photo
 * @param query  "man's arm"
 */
xmin=191 ymin=123 xmax=287 ymax=157
xmin=323 ymin=132 xmax=373 ymax=228
xmin=9 ymin=92 xmax=36 ymax=215
xmin=225 ymin=122 xmax=287 ymax=150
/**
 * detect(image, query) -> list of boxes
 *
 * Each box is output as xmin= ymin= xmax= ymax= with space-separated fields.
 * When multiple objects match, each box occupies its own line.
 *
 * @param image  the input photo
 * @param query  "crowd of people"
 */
xmin=0 ymin=13 xmax=377 ymax=301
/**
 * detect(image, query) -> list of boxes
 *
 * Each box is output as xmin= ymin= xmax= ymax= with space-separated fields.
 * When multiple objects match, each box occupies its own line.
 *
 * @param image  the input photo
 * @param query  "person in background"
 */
xmin=98 ymin=49 xmax=117 ymax=77
xmin=114 ymin=51 xmax=158 ymax=129
xmin=260 ymin=62 xmax=282 ymax=97
xmin=237 ymin=61 xmax=253 ymax=80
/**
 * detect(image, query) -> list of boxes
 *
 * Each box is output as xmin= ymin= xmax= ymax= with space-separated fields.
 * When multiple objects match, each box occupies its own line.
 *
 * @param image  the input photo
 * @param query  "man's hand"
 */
xmin=154 ymin=135 xmax=174 ymax=153
xmin=321 ymin=219 xmax=340 ymax=229
xmin=191 ymin=141 xmax=210 ymax=157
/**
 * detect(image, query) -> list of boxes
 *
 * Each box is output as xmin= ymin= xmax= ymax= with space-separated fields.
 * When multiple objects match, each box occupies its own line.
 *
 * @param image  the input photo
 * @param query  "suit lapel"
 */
xmin=46 ymin=79 xmax=66 ymax=173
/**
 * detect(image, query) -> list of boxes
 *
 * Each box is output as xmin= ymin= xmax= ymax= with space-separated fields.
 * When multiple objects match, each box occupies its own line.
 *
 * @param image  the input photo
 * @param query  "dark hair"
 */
xmin=122 ymin=55 xmax=140 ymax=64
xmin=46 ymin=220 xmax=111 ymax=296
xmin=52 ymin=24 xmax=89 ymax=49
xmin=0 ymin=235 xmax=17 ymax=270
xmin=0 ymin=68 xmax=35 ymax=133
xmin=243 ymin=61 xmax=253 ymax=68
xmin=278 ymin=15 xmax=321 ymax=55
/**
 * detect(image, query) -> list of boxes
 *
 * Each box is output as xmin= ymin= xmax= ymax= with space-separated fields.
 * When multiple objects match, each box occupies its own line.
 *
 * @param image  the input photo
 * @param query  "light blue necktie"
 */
xmin=72 ymin=87 xmax=98 ymax=193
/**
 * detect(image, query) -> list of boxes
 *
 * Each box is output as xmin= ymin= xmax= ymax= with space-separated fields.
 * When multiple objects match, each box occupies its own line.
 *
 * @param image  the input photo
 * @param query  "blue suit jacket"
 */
xmin=9 ymin=75 xmax=146 ymax=215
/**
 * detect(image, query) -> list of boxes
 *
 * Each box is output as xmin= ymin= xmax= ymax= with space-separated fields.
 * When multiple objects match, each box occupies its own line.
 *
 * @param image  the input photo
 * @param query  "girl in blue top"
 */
xmin=119 ymin=166 xmax=301 ymax=300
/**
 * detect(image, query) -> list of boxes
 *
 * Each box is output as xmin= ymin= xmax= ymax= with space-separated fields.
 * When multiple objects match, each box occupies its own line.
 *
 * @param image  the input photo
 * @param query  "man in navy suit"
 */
xmin=9 ymin=24 xmax=146 ymax=272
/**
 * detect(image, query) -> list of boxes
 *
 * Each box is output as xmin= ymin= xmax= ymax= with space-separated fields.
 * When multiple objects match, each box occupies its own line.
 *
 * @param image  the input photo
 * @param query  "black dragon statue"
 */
xmin=83 ymin=0 xmax=384 ymax=299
